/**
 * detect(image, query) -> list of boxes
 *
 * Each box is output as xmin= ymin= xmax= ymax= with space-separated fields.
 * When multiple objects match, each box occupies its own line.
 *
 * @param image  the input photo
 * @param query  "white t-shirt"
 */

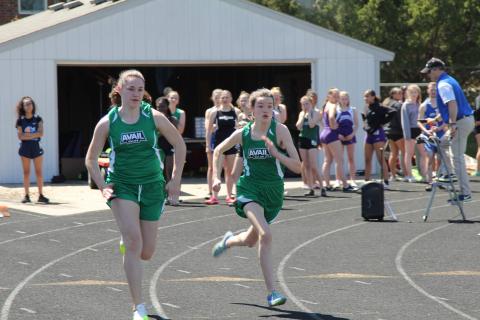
xmin=437 ymin=81 xmax=456 ymax=104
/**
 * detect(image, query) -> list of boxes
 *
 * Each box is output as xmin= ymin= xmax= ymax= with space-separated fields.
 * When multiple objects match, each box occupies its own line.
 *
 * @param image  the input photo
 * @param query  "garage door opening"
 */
xmin=57 ymin=64 xmax=311 ymax=177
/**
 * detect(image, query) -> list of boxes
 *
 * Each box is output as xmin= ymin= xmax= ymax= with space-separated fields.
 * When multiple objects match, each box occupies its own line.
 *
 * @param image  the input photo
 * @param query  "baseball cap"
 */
xmin=420 ymin=58 xmax=446 ymax=73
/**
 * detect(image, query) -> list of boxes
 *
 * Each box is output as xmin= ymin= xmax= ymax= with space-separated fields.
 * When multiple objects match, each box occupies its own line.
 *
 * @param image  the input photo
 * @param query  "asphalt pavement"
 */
xmin=1 ymin=178 xmax=480 ymax=320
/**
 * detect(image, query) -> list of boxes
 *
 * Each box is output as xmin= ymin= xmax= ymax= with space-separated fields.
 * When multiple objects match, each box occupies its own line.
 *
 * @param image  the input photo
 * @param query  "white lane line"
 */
xmin=0 ymin=217 xmax=48 ymax=227
xmin=395 ymin=208 xmax=480 ymax=320
xmin=19 ymin=308 xmax=36 ymax=314
xmin=86 ymin=248 xmax=98 ymax=252
xmin=72 ymin=222 xmax=83 ymax=225
xmin=17 ymin=262 xmax=29 ymax=266
xmin=233 ymin=283 xmax=250 ymax=289
xmin=0 ymin=219 xmax=115 ymax=245
xmin=177 ymin=270 xmax=191 ymax=274
xmin=150 ymin=193 xmax=441 ymax=319
xmin=107 ymin=287 xmax=122 ymax=292
xmin=233 ymin=256 xmax=248 ymax=260
xmin=15 ymin=231 xmax=27 ymax=234
xmin=355 ymin=280 xmax=371 ymax=285
xmin=106 ymin=229 xmax=118 ymax=233
xmin=219 ymin=267 xmax=231 ymax=270
xmin=299 ymin=299 xmax=318 ymax=305
xmin=162 ymin=303 xmax=180 ymax=309
xmin=277 ymin=199 xmax=467 ymax=320
xmin=49 ymin=239 xmax=61 ymax=243
xmin=59 ymin=274 xmax=72 ymax=278
xmin=290 ymin=267 xmax=305 ymax=271
xmin=1 ymin=212 xmax=234 ymax=320
xmin=186 ymin=246 xmax=197 ymax=250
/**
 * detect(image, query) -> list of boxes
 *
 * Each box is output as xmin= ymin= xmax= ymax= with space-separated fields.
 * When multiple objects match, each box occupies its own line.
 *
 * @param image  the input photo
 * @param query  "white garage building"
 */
xmin=0 ymin=0 xmax=394 ymax=183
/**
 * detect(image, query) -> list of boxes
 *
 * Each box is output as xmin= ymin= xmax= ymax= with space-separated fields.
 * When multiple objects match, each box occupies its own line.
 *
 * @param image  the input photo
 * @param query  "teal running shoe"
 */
xmin=212 ymin=231 xmax=233 ymax=257
xmin=267 ymin=291 xmax=287 ymax=307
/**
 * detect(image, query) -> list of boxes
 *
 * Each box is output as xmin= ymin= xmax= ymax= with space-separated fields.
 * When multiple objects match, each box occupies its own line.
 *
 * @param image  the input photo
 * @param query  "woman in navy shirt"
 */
xmin=15 ymin=96 xmax=49 ymax=203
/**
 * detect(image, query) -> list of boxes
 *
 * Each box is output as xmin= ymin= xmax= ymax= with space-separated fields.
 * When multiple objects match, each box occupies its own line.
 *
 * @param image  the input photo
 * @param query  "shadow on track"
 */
xmin=232 ymin=303 xmax=351 ymax=320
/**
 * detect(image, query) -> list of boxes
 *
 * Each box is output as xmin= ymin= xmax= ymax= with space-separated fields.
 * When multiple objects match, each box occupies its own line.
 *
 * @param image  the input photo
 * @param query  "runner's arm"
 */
xmin=85 ymin=116 xmax=110 ymax=190
xmin=269 ymin=123 xmax=301 ymax=174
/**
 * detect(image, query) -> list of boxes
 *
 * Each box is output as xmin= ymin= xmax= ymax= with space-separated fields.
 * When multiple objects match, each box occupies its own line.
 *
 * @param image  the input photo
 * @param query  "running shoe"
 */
xmin=267 ymin=291 xmax=287 ymax=307
xmin=342 ymin=185 xmax=356 ymax=193
xmin=212 ymin=231 xmax=233 ymax=257
xmin=133 ymin=303 xmax=148 ymax=320
xmin=37 ymin=194 xmax=49 ymax=203
xmin=320 ymin=188 xmax=327 ymax=197
xmin=447 ymin=194 xmax=472 ymax=203
xmin=226 ymin=196 xmax=236 ymax=205
xmin=304 ymin=189 xmax=314 ymax=197
xmin=21 ymin=194 xmax=31 ymax=203
xmin=438 ymin=174 xmax=457 ymax=183
xmin=205 ymin=196 xmax=219 ymax=205
xmin=383 ymin=182 xmax=390 ymax=190
xmin=425 ymin=184 xmax=433 ymax=192
xmin=119 ymin=237 xmax=125 ymax=255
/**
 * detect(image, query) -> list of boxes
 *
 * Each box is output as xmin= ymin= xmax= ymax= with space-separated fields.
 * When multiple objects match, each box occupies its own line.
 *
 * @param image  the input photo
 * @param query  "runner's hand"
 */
xmin=261 ymin=135 xmax=279 ymax=158
xmin=166 ymin=178 xmax=181 ymax=204
xmin=212 ymin=178 xmax=221 ymax=192
xmin=101 ymin=184 xmax=115 ymax=200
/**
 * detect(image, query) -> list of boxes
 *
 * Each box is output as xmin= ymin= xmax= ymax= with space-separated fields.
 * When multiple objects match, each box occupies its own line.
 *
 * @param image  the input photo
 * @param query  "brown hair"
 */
xmin=109 ymin=89 xmax=121 ymax=106
xmin=16 ymin=96 xmax=36 ymax=118
xmin=249 ymin=88 xmax=274 ymax=108
xmin=117 ymin=69 xmax=145 ymax=89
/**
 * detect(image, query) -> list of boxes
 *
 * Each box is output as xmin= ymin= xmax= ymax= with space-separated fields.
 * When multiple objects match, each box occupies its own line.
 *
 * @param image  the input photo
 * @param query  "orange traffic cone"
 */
xmin=0 ymin=205 xmax=10 ymax=218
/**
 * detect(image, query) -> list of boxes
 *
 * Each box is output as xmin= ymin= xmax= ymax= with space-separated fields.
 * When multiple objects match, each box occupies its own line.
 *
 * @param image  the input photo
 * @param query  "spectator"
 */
xmin=421 ymin=57 xmax=474 ymax=201
xmin=15 ymin=96 xmax=49 ymax=204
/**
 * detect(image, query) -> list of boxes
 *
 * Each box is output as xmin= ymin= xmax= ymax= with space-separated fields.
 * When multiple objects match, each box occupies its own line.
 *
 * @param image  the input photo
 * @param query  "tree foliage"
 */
xmin=250 ymin=0 xmax=480 ymax=94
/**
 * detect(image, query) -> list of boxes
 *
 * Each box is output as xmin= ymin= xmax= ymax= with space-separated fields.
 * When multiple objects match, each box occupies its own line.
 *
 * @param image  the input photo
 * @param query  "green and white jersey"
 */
xmin=171 ymin=107 xmax=183 ymax=122
xmin=107 ymin=102 xmax=164 ymax=184
xmin=241 ymin=120 xmax=284 ymax=184
xmin=299 ymin=115 xmax=318 ymax=141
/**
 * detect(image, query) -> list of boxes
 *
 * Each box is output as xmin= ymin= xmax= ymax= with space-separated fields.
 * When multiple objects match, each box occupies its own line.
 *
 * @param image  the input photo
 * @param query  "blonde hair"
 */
xmin=249 ymin=88 xmax=274 ymax=108
xmin=300 ymin=95 xmax=312 ymax=104
xmin=236 ymin=91 xmax=250 ymax=109
xmin=406 ymin=84 xmax=422 ymax=104
xmin=211 ymin=88 xmax=222 ymax=101
xmin=117 ymin=69 xmax=145 ymax=88
xmin=271 ymin=87 xmax=282 ymax=95
xmin=339 ymin=91 xmax=350 ymax=107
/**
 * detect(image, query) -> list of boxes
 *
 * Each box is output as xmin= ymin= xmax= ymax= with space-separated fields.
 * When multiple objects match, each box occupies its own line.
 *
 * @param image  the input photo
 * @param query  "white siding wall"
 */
xmin=0 ymin=0 xmax=388 ymax=183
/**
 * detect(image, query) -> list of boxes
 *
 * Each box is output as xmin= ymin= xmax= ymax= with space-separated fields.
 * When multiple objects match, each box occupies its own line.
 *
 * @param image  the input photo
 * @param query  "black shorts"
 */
xmin=158 ymin=137 xmax=173 ymax=156
xmin=298 ymin=137 xmax=318 ymax=149
xmin=19 ymin=142 xmax=43 ymax=159
xmin=387 ymin=133 xmax=403 ymax=142
xmin=474 ymin=126 xmax=480 ymax=135
xmin=410 ymin=128 xmax=422 ymax=140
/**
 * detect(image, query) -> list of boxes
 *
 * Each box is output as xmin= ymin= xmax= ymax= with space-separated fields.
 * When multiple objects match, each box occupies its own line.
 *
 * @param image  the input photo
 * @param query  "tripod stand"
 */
xmin=422 ymin=135 xmax=469 ymax=222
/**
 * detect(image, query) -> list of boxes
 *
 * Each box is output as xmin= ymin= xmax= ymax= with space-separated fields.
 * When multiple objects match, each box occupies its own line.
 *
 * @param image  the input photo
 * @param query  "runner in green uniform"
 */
xmin=211 ymin=88 xmax=301 ymax=307
xmin=85 ymin=70 xmax=186 ymax=320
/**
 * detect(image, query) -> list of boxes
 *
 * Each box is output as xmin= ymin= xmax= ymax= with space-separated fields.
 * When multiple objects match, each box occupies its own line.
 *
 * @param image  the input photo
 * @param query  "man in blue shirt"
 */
xmin=421 ymin=58 xmax=474 ymax=201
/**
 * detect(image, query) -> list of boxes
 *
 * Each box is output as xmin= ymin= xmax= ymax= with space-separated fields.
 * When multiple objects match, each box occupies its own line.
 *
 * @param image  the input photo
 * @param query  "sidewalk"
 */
xmin=0 ymin=178 xmax=305 ymax=216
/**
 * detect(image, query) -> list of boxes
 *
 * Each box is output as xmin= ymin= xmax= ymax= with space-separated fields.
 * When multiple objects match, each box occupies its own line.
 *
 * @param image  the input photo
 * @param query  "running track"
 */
xmin=1 ymin=179 xmax=480 ymax=320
